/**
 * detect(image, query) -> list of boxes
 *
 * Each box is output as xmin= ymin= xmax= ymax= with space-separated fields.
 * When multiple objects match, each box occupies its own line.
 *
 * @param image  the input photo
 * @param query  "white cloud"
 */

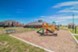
xmin=34 ymin=1 xmax=78 ymax=24
xmin=59 ymin=9 xmax=78 ymax=13
xmin=57 ymin=19 xmax=66 ymax=22
xmin=56 ymin=16 xmax=78 ymax=20
xmin=38 ymin=15 xmax=78 ymax=23
xmin=52 ymin=1 xmax=78 ymax=21
xmin=53 ymin=1 xmax=78 ymax=8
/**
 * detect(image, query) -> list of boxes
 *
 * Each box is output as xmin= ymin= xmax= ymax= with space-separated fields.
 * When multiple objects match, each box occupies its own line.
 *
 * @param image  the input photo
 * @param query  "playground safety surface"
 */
xmin=12 ymin=30 xmax=78 ymax=52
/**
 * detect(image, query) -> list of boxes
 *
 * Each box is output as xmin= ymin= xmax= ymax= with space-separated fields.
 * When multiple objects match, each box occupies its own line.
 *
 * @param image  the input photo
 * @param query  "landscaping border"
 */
xmin=69 ymin=31 xmax=78 ymax=44
xmin=9 ymin=35 xmax=54 ymax=52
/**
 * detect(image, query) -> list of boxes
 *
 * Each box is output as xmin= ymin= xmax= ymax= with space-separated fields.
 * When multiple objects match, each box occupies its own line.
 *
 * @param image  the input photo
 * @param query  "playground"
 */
xmin=11 ymin=29 xmax=78 ymax=52
xmin=0 ymin=22 xmax=78 ymax=52
xmin=1 ymin=22 xmax=77 ymax=52
xmin=0 ymin=0 xmax=78 ymax=52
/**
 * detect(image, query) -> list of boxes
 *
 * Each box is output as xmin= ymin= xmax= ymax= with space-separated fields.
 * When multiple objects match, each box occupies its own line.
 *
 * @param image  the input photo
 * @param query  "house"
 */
xmin=68 ymin=23 xmax=75 ymax=29
xmin=0 ymin=22 xmax=4 ymax=27
xmin=0 ymin=20 xmax=23 ymax=27
xmin=24 ymin=20 xmax=45 ymax=28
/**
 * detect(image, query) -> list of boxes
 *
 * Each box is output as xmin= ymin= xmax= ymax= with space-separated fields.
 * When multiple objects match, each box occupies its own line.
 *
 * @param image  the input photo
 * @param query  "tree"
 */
xmin=52 ymin=21 xmax=56 ymax=25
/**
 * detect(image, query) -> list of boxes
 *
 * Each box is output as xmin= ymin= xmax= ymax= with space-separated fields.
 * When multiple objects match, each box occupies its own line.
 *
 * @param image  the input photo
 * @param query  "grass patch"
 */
xmin=59 ymin=26 xmax=78 ymax=34
xmin=0 ymin=34 xmax=45 ymax=52
xmin=0 ymin=27 xmax=4 ymax=30
xmin=69 ymin=28 xmax=78 ymax=34
xmin=0 ymin=27 xmax=40 ymax=34
xmin=59 ymin=26 xmax=68 ymax=30
xmin=74 ymin=35 xmax=78 ymax=40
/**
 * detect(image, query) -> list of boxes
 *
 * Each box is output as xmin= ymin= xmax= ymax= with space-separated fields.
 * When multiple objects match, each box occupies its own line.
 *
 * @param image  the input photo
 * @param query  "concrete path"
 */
xmin=12 ymin=30 xmax=78 ymax=52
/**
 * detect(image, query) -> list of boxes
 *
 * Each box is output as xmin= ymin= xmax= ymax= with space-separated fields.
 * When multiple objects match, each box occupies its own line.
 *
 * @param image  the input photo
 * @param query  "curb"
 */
xmin=9 ymin=35 xmax=54 ymax=52
xmin=73 ymin=34 xmax=78 ymax=35
xmin=69 ymin=31 xmax=78 ymax=44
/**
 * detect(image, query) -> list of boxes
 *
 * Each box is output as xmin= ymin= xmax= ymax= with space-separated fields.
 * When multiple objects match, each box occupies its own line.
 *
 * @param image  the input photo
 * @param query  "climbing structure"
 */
xmin=37 ymin=22 xmax=58 ymax=36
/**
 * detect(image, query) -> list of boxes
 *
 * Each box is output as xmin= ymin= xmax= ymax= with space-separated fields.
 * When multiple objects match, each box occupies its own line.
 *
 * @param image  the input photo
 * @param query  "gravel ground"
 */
xmin=12 ymin=30 xmax=78 ymax=52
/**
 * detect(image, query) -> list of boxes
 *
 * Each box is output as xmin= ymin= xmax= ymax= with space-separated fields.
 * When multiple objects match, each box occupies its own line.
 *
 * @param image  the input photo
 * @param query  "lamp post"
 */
xmin=72 ymin=13 xmax=74 ymax=29
xmin=72 ymin=10 xmax=76 ymax=33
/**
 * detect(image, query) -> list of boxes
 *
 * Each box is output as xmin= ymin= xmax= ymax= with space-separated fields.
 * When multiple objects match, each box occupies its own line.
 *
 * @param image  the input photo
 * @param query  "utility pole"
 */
xmin=72 ymin=10 xmax=76 ymax=33
xmin=72 ymin=13 xmax=74 ymax=29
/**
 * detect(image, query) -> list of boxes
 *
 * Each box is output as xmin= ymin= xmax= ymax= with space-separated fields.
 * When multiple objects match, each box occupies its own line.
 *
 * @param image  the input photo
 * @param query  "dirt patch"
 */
xmin=0 ymin=41 xmax=8 ymax=46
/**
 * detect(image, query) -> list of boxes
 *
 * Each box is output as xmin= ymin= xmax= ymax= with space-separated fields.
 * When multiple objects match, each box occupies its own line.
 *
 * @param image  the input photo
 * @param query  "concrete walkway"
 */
xmin=12 ymin=30 xmax=78 ymax=52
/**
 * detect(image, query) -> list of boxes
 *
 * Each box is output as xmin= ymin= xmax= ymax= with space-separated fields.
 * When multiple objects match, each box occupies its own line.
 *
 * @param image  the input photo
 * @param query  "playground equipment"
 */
xmin=37 ymin=23 xmax=58 ymax=36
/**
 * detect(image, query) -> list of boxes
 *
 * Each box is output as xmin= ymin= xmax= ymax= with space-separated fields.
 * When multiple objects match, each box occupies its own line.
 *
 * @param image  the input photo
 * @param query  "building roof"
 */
xmin=26 ymin=20 xmax=45 ymax=26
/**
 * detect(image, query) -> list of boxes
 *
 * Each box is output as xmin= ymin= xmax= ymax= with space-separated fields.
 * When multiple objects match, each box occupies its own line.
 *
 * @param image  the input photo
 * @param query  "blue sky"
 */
xmin=0 ymin=0 xmax=78 ymax=25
